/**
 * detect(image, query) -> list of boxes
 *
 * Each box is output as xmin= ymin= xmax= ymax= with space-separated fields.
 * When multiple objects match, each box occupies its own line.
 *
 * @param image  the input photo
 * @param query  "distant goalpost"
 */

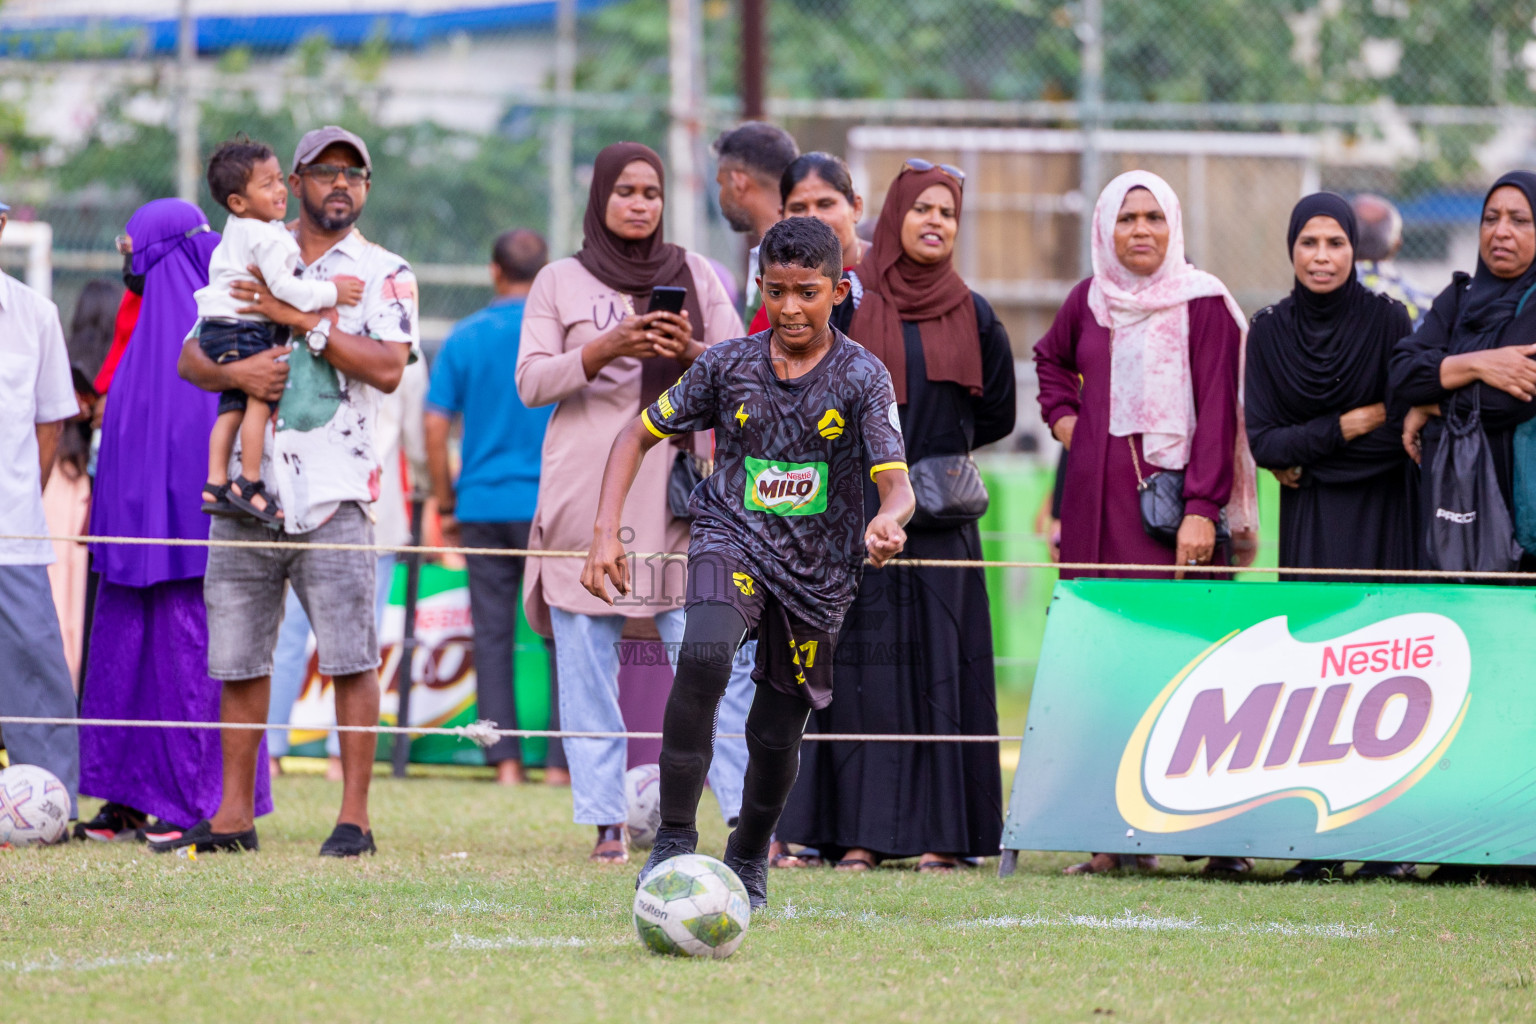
xmin=0 ymin=219 xmax=54 ymax=298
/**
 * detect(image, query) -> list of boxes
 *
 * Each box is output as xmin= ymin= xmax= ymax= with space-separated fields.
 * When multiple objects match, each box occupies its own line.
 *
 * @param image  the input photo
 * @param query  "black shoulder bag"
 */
xmin=1128 ymin=436 xmax=1230 ymax=547
xmin=668 ymin=443 xmax=711 ymax=520
xmin=907 ymin=453 xmax=989 ymax=529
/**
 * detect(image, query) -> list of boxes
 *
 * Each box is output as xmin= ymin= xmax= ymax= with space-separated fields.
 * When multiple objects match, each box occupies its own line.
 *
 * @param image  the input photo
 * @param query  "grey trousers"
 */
xmin=0 ymin=564 xmax=80 ymax=816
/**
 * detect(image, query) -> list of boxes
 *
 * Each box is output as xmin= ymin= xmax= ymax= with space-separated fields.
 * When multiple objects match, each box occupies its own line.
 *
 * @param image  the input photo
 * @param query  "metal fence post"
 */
xmin=175 ymin=0 xmax=199 ymax=204
xmin=548 ymin=0 xmax=578 ymax=258
xmin=1076 ymin=0 xmax=1104 ymax=279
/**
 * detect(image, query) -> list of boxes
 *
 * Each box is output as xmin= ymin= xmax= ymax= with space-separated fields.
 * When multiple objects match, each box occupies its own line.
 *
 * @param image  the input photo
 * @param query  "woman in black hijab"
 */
xmin=1247 ymin=193 xmax=1417 ymax=884
xmin=1246 ymin=192 xmax=1416 ymax=582
xmin=1391 ymin=171 xmax=1536 ymax=578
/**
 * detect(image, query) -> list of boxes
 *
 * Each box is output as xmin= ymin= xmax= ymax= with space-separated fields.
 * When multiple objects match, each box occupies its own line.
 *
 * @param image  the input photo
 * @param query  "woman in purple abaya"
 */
xmin=76 ymin=199 xmax=272 ymax=841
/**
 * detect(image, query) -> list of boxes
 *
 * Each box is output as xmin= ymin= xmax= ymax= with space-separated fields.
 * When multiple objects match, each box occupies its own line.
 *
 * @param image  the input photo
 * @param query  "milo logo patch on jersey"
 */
xmin=744 ymin=457 xmax=829 ymax=515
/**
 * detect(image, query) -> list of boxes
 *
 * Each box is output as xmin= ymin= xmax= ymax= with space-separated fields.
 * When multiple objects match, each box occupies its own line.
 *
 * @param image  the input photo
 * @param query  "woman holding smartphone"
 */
xmin=515 ymin=142 xmax=751 ymax=865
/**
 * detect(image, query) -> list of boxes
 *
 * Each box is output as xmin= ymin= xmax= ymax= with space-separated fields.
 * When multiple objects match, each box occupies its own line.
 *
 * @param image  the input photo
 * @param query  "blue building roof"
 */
xmin=0 ymin=1 xmax=616 ymax=57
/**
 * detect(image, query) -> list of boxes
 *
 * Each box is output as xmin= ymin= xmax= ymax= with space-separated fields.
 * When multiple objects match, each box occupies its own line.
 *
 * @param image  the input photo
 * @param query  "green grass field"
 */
xmin=8 ymin=780 xmax=1536 ymax=1022
xmin=5 ymin=690 xmax=1536 ymax=1024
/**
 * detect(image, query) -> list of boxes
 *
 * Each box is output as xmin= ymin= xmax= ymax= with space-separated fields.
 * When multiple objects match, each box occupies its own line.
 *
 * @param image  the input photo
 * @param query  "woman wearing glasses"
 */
xmin=1034 ymin=170 xmax=1257 ymax=875
xmin=777 ymin=159 xmax=1016 ymax=875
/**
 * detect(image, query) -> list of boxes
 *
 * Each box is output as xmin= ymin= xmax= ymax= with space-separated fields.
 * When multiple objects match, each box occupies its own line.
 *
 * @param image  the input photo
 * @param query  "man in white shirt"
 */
xmin=169 ymin=127 xmax=419 ymax=858
xmin=263 ymin=356 xmax=428 ymax=780
xmin=0 ymin=201 xmax=84 ymax=817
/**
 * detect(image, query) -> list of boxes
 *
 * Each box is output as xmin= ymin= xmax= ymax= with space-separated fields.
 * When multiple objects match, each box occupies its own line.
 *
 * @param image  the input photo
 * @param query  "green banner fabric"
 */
xmin=1001 ymin=580 xmax=1536 ymax=866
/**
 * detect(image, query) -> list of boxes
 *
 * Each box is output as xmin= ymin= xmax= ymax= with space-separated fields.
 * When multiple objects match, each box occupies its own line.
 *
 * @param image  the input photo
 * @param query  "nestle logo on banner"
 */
xmin=1115 ymin=613 xmax=1471 ymax=835
xmin=1321 ymin=637 xmax=1434 ymax=678
xmin=1435 ymin=508 xmax=1476 ymax=524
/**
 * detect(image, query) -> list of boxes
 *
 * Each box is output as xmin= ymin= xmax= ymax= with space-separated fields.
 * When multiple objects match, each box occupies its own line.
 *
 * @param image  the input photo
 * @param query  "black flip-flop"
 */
xmin=226 ymin=475 xmax=283 ymax=527
xmin=200 ymin=481 xmax=242 ymax=518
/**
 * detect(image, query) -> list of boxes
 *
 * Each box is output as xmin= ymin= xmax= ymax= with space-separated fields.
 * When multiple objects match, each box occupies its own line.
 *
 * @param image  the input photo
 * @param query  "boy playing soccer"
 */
xmin=581 ymin=217 xmax=914 ymax=908
xmin=195 ymin=137 xmax=364 ymax=525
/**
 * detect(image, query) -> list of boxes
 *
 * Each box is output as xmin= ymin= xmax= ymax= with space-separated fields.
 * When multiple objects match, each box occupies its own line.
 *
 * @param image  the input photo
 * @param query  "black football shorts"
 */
xmin=685 ymin=552 xmax=837 ymax=709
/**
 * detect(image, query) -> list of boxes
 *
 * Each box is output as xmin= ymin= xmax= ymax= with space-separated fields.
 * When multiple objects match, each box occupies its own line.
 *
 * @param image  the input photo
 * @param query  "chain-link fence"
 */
xmin=0 ymin=0 xmax=1532 ymax=350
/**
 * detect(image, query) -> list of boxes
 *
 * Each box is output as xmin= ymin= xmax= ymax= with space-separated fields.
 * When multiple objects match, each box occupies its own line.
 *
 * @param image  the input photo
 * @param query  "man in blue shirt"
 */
xmin=426 ymin=228 xmax=561 ymax=785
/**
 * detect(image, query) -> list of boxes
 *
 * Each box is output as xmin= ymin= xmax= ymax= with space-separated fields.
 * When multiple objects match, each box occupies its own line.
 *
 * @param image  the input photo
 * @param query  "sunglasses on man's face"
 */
xmin=902 ymin=157 xmax=965 ymax=189
xmin=299 ymin=163 xmax=370 ymax=184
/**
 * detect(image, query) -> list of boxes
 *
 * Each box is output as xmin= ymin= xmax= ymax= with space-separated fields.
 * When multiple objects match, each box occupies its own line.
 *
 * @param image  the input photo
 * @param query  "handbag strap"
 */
xmin=1127 ymin=435 xmax=1147 ymax=487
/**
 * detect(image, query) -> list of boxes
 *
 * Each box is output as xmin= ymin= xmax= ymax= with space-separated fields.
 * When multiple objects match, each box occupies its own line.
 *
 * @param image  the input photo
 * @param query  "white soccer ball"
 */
xmin=625 ymin=763 xmax=662 ymax=849
xmin=0 ymin=764 xmax=70 ymax=847
xmin=634 ymin=854 xmax=752 ymax=959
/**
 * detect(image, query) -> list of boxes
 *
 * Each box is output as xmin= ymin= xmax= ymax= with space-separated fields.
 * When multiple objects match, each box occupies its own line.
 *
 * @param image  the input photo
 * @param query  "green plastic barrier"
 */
xmin=977 ymin=458 xmax=1056 ymax=692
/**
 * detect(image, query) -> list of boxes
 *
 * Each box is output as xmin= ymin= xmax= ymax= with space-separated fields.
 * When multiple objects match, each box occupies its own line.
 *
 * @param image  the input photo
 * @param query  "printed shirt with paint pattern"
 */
xmin=256 ymin=229 xmax=421 ymax=534
xmin=642 ymin=328 xmax=907 ymax=631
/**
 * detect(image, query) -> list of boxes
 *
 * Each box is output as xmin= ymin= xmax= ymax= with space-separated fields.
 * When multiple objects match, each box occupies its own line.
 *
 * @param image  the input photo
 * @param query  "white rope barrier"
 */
xmin=0 ymin=716 xmax=1022 ymax=745
xmin=14 ymin=532 xmax=1536 ymax=580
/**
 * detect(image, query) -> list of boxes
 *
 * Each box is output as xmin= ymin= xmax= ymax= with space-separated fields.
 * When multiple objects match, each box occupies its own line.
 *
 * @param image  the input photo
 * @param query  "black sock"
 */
xmin=657 ymin=602 xmax=747 ymax=832
xmin=731 ymin=683 xmax=810 ymax=859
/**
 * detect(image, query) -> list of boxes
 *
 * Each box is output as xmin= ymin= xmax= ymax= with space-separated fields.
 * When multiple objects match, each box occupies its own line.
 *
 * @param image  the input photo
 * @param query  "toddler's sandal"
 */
xmin=227 ymin=476 xmax=283 ymax=527
xmin=200 ymin=481 xmax=242 ymax=518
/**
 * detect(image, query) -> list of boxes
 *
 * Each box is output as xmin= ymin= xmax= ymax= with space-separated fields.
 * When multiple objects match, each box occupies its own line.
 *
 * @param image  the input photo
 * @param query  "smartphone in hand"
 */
xmin=648 ymin=286 xmax=687 ymax=315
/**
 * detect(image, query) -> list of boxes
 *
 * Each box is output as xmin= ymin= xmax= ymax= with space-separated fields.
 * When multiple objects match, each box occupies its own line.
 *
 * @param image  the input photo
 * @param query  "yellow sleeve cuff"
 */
xmin=869 ymin=461 xmax=908 ymax=481
xmin=641 ymin=408 xmax=676 ymax=439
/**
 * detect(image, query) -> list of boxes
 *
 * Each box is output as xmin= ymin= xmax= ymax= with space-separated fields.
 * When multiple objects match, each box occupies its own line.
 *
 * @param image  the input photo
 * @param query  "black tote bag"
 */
xmin=1425 ymin=391 xmax=1523 ymax=574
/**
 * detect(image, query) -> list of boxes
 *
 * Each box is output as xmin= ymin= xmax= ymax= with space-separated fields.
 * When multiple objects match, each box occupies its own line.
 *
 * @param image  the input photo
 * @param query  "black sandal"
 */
xmin=200 ymin=481 xmax=241 ymax=518
xmin=226 ymin=475 xmax=283 ymax=527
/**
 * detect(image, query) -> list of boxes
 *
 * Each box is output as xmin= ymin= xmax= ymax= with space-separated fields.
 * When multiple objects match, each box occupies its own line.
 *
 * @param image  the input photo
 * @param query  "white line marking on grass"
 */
xmin=448 ymin=933 xmax=589 ymax=949
xmin=0 ymin=952 xmax=174 ymax=974
xmin=425 ymin=898 xmax=521 ymax=915
xmin=956 ymin=911 xmax=1387 ymax=939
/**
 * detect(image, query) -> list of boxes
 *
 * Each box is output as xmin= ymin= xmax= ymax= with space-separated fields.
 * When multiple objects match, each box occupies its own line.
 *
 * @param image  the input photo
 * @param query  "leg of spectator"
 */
xmin=0 ymin=564 xmax=81 ymax=816
xmin=324 ymin=553 xmax=397 ymax=764
xmin=543 ymin=638 xmax=569 ymax=780
xmin=548 ymin=608 xmax=627 ymax=826
xmin=462 ymin=522 xmax=524 ymax=777
xmin=290 ymin=504 xmax=381 ymax=829
xmin=266 ymin=586 xmax=311 ymax=763
xmin=332 ymin=668 xmax=380 ymax=830
xmin=208 ymin=674 xmax=271 ymax=834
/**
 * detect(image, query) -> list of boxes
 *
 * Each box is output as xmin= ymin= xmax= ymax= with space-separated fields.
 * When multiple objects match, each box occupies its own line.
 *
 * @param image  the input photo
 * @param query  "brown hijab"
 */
xmin=850 ymin=166 xmax=981 ymax=403
xmin=574 ymin=141 xmax=704 ymax=407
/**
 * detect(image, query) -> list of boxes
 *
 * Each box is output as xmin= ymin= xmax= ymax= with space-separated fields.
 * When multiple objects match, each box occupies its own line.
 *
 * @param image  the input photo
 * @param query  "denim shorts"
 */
xmin=204 ymin=501 xmax=379 ymax=681
xmin=198 ymin=318 xmax=289 ymax=415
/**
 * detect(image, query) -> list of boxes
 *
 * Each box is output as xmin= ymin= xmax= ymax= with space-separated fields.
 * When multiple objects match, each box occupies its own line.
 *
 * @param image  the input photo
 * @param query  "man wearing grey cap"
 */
xmin=168 ymin=126 xmax=420 ymax=858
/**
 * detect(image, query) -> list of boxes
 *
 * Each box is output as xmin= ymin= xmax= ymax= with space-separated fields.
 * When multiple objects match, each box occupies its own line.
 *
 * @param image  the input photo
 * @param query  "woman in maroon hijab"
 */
xmin=777 ymin=160 xmax=1016 ymax=874
xmin=515 ymin=142 xmax=750 ymax=864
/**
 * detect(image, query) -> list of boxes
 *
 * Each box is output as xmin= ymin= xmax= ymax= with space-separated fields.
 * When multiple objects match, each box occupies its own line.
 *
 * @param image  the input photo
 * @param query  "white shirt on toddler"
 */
xmin=194 ymin=216 xmax=338 ymax=321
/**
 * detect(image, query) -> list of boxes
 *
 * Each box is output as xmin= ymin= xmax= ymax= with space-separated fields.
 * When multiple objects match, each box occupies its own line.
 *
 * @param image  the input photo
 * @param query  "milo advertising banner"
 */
xmin=1002 ymin=581 xmax=1534 ymax=866
xmin=285 ymin=564 xmax=552 ymax=765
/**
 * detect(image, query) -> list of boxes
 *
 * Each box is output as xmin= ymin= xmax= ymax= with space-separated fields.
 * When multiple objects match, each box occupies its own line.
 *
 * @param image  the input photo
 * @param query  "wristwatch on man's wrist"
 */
xmin=305 ymin=317 xmax=332 ymax=355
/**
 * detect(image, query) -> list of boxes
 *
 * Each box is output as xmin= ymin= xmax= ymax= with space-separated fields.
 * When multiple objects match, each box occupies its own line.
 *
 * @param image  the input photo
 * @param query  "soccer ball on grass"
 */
xmin=0 ymin=764 xmax=70 ymax=846
xmin=625 ymin=763 xmax=662 ymax=848
xmin=633 ymin=853 xmax=751 ymax=959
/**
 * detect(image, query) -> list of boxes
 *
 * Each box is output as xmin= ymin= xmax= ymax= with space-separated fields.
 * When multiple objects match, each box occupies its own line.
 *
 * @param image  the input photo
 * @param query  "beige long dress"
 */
xmin=516 ymin=253 xmax=743 ymax=634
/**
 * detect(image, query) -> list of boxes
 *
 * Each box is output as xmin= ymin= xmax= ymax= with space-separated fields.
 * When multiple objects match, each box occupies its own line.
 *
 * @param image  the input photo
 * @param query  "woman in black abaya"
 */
xmin=775 ymin=161 xmax=1016 ymax=873
xmin=1247 ymin=192 xmax=1417 ymax=883
xmin=1391 ymin=170 xmax=1536 ymax=575
xmin=1246 ymin=192 xmax=1416 ymax=583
